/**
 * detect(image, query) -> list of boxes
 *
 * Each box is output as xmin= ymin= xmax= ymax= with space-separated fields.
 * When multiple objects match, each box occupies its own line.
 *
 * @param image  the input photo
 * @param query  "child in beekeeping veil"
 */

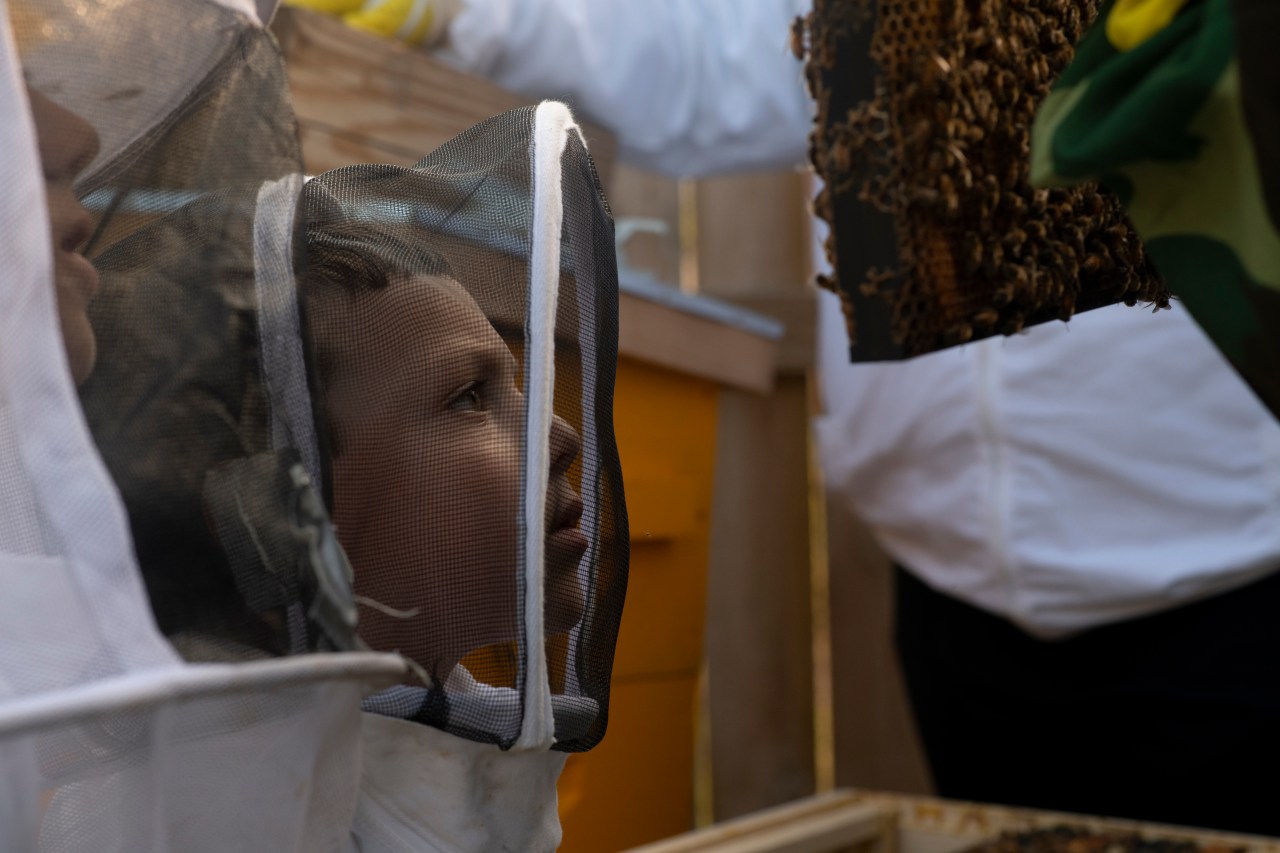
xmin=298 ymin=102 xmax=625 ymax=853
xmin=303 ymin=231 xmax=589 ymax=691
xmin=300 ymin=202 xmax=591 ymax=853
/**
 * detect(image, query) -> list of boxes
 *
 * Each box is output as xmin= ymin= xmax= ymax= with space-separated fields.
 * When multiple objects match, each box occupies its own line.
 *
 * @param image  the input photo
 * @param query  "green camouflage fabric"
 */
xmin=1031 ymin=0 xmax=1280 ymax=418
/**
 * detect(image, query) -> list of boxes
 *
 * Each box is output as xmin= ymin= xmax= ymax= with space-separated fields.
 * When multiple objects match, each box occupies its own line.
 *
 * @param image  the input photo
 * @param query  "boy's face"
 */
xmin=316 ymin=274 xmax=587 ymax=678
xmin=27 ymin=88 xmax=100 ymax=385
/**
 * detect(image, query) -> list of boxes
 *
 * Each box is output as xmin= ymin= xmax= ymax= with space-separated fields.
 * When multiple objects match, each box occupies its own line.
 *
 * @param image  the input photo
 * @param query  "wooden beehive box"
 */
xmin=857 ymin=791 xmax=1280 ymax=853
xmin=625 ymin=790 xmax=1280 ymax=853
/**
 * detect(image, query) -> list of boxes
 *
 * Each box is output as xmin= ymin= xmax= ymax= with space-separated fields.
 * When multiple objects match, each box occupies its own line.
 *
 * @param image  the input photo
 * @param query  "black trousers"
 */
xmin=894 ymin=566 xmax=1280 ymax=836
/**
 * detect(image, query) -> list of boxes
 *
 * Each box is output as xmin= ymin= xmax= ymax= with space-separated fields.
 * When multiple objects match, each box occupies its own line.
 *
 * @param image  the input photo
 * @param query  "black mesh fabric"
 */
xmin=1 ymin=3 xmax=407 ymax=849
xmin=301 ymin=105 xmax=627 ymax=752
xmin=15 ymin=0 xmax=360 ymax=660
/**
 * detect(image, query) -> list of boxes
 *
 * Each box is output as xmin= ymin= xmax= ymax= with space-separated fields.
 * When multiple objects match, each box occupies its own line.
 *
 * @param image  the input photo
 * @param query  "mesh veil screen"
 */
xmin=1 ymin=2 xmax=403 ymax=848
xmin=13 ymin=1 xmax=362 ymax=659
xmin=800 ymin=0 xmax=1170 ymax=359
xmin=302 ymin=104 xmax=627 ymax=752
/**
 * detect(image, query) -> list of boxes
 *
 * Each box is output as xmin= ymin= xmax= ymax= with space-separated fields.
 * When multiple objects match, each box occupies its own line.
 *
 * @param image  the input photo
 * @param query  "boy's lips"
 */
xmin=547 ymin=493 xmax=588 ymax=561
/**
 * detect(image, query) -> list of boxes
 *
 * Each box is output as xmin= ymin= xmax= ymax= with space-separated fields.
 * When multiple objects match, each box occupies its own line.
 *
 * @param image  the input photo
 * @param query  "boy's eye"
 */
xmin=449 ymin=381 xmax=485 ymax=411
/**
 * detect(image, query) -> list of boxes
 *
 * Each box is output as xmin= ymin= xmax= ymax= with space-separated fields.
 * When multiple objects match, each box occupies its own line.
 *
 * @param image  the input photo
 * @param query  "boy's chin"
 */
xmin=544 ymin=575 xmax=587 ymax=636
xmin=61 ymin=318 xmax=97 ymax=385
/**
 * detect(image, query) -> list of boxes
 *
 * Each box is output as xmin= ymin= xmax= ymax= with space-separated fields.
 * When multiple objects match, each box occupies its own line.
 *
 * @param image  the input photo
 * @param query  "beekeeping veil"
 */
xmin=301 ymin=102 xmax=628 ymax=852
xmin=0 ymin=1 xmax=403 ymax=849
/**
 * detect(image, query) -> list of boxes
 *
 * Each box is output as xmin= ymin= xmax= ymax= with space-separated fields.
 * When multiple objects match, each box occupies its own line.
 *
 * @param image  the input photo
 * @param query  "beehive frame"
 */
xmin=800 ymin=0 xmax=1169 ymax=360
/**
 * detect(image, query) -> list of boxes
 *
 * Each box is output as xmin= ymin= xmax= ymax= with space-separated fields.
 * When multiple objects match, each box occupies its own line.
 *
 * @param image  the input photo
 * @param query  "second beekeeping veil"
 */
xmin=0 ymin=0 xmax=403 ymax=849
xmin=301 ymin=102 xmax=628 ymax=851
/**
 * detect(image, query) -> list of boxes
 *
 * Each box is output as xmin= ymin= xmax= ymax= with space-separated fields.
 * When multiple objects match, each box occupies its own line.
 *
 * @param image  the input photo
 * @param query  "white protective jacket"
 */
xmin=816 ymin=292 xmax=1280 ymax=638
xmin=348 ymin=713 xmax=566 ymax=853
xmin=347 ymin=666 xmax=574 ymax=852
xmin=441 ymin=0 xmax=814 ymax=176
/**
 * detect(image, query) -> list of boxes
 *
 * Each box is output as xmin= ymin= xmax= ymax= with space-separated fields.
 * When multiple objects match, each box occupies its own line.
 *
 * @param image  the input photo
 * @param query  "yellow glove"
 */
xmin=1104 ymin=0 xmax=1192 ymax=51
xmin=283 ymin=0 xmax=363 ymax=16
xmin=343 ymin=0 xmax=462 ymax=46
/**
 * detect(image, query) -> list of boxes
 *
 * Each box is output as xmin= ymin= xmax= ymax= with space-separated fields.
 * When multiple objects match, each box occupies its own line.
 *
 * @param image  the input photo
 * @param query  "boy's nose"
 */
xmin=549 ymin=412 xmax=582 ymax=476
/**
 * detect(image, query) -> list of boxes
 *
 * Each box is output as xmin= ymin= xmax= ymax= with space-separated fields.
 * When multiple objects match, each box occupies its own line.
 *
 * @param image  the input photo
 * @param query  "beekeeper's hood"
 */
xmin=0 ymin=1 xmax=403 ymax=849
xmin=301 ymin=102 xmax=629 ymax=852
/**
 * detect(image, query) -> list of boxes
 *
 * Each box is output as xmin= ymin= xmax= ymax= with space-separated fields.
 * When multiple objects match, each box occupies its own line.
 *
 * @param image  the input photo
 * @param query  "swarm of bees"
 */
xmin=799 ymin=0 xmax=1169 ymax=356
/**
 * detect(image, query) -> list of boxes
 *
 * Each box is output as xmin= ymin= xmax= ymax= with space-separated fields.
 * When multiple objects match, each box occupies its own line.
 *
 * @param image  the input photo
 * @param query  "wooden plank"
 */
xmin=855 ymin=791 xmax=1280 ymax=853
xmin=695 ymin=172 xmax=812 ymax=297
xmin=694 ymin=170 xmax=820 ymax=823
xmin=618 ymin=292 xmax=778 ymax=395
xmin=273 ymin=7 xmax=617 ymax=181
xmin=727 ymin=292 xmax=818 ymax=375
xmin=622 ymin=788 xmax=1280 ymax=853
xmin=825 ymin=498 xmax=934 ymax=795
xmin=705 ymin=378 xmax=816 ymax=821
xmin=625 ymin=793 xmax=892 ymax=853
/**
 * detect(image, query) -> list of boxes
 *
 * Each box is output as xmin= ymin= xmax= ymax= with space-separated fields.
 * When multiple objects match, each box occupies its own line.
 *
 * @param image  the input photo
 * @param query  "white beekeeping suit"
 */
xmin=285 ymin=0 xmax=807 ymax=174
xmin=0 ymin=1 xmax=404 ymax=849
xmin=439 ymin=0 xmax=814 ymax=175
xmin=299 ymin=101 xmax=628 ymax=852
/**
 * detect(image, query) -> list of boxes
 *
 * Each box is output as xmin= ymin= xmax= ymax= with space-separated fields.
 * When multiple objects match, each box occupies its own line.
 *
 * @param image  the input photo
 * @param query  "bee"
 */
xmin=937 ymin=174 xmax=961 ymax=218
xmin=946 ymin=322 xmax=974 ymax=345
xmin=963 ymin=234 xmax=985 ymax=274
xmin=986 ymin=241 xmax=1005 ymax=270
xmin=1003 ymin=263 xmax=1030 ymax=291
xmin=1031 ymin=56 xmax=1053 ymax=86
xmin=1062 ymin=5 xmax=1082 ymax=37
xmin=1001 ymin=191 xmax=1027 ymax=216
xmin=1002 ymin=227 xmax=1028 ymax=250
xmin=973 ymin=308 xmax=1001 ymax=328
xmin=1003 ymin=312 xmax=1027 ymax=336
xmin=1057 ymin=254 xmax=1080 ymax=281
xmin=789 ymin=15 xmax=806 ymax=61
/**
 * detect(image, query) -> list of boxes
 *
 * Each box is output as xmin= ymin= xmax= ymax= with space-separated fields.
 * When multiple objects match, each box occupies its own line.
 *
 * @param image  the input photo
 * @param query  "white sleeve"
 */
xmin=443 ymin=0 xmax=814 ymax=176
